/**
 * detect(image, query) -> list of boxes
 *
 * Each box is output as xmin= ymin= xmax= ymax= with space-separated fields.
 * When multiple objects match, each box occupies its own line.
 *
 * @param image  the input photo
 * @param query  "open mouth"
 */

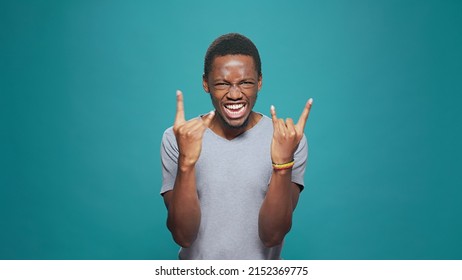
xmin=223 ymin=103 xmax=246 ymax=119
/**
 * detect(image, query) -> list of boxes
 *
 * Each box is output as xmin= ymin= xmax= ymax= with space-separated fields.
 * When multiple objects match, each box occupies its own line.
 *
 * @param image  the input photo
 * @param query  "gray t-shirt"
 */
xmin=160 ymin=114 xmax=308 ymax=259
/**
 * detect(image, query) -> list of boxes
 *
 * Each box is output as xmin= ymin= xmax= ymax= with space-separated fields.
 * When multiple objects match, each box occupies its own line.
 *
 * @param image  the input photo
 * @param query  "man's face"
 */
xmin=203 ymin=54 xmax=262 ymax=130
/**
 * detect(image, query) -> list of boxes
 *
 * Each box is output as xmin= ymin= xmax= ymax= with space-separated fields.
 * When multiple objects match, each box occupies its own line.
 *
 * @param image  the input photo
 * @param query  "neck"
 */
xmin=210 ymin=112 xmax=261 ymax=140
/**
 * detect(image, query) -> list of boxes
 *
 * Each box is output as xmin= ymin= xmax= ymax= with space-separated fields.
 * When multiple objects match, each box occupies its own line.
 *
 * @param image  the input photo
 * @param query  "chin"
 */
xmin=219 ymin=112 xmax=251 ymax=130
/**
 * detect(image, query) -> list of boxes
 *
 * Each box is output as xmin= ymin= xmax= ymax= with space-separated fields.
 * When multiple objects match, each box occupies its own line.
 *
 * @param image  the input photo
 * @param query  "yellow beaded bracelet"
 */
xmin=272 ymin=160 xmax=295 ymax=170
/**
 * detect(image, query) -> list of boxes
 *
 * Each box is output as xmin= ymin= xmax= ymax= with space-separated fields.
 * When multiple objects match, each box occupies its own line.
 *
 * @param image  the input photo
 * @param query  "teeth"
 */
xmin=225 ymin=104 xmax=244 ymax=110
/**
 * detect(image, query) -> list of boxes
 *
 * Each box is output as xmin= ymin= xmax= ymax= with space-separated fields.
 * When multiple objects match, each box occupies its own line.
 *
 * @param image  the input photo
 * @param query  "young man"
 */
xmin=160 ymin=33 xmax=313 ymax=259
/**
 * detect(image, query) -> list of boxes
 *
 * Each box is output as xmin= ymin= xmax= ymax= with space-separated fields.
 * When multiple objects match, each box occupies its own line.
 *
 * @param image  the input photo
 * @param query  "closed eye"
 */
xmin=214 ymin=82 xmax=230 ymax=90
xmin=240 ymin=81 xmax=255 ymax=88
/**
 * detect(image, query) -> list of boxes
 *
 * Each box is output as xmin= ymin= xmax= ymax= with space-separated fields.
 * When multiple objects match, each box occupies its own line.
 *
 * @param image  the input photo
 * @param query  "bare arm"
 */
xmin=258 ymin=99 xmax=312 ymax=247
xmin=163 ymin=167 xmax=200 ymax=248
xmin=163 ymin=90 xmax=214 ymax=248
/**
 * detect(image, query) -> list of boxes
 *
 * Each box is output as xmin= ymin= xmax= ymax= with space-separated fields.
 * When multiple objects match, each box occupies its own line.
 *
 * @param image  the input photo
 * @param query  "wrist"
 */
xmin=272 ymin=167 xmax=292 ymax=176
xmin=272 ymin=159 xmax=295 ymax=170
xmin=271 ymin=154 xmax=295 ymax=165
xmin=178 ymin=156 xmax=197 ymax=173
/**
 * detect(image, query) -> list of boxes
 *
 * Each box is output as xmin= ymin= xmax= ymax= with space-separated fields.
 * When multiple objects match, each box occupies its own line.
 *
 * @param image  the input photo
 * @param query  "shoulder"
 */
xmin=162 ymin=126 xmax=175 ymax=141
xmin=161 ymin=126 xmax=178 ymax=152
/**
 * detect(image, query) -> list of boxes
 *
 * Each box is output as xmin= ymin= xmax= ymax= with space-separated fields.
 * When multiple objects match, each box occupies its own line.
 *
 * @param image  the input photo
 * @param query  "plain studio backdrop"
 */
xmin=1 ymin=0 xmax=461 ymax=259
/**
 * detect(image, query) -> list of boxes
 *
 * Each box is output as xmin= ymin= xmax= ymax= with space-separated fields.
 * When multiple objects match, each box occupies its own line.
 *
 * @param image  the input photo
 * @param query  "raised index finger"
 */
xmin=296 ymin=98 xmax=313 ymax=131
xmin=175 ymin=90 xmax=185 ymax=124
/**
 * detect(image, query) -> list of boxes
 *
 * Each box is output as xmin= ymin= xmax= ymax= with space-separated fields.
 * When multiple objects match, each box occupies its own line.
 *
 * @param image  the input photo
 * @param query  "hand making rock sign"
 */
xmin=270 ymin=98 xmax=313 ymax=165
xmin=172 ymin=90 xmax=215 ymax=170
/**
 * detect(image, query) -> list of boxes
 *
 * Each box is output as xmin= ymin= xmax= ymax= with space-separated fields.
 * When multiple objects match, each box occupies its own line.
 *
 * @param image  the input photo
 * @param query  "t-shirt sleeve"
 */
xmin=291 ymin=134 xmax=308 ymax=191
xmin=160 ymin=127 xmax=178 ymax=195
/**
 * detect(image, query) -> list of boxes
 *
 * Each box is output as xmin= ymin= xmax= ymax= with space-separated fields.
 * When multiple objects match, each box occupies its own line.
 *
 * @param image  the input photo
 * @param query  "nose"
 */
xmin=227 ymin=84 xmax=243 ymax=100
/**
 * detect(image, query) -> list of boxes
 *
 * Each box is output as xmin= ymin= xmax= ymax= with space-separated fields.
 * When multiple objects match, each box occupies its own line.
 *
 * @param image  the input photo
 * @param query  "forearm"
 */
xmin=258 ymin=168 xmax=296 ymax=247
xmin=167 ymin=165 xmax=201 ymax=248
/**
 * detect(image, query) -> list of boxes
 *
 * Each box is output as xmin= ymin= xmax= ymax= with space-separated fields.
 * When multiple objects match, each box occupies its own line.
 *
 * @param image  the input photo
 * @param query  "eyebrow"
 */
xmin=212 ymin=78 xmax=256 ymax=83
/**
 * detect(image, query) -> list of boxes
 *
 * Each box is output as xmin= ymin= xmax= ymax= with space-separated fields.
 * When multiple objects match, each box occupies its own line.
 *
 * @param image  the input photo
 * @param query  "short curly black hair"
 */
xmin=203 ymin=33 xmax=262 ymax=78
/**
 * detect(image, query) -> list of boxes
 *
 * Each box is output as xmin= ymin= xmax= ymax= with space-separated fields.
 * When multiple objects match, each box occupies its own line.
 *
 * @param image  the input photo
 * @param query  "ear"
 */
xmin=257 ymin=74 xmax=263 ymax=91
xmin=202 ymin=74 xmax=210 ymax=93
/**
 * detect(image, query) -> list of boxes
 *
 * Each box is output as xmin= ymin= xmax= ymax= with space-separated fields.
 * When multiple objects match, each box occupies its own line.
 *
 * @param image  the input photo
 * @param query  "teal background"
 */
xmin=1 ymin=0 xmax=461 ymax=259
